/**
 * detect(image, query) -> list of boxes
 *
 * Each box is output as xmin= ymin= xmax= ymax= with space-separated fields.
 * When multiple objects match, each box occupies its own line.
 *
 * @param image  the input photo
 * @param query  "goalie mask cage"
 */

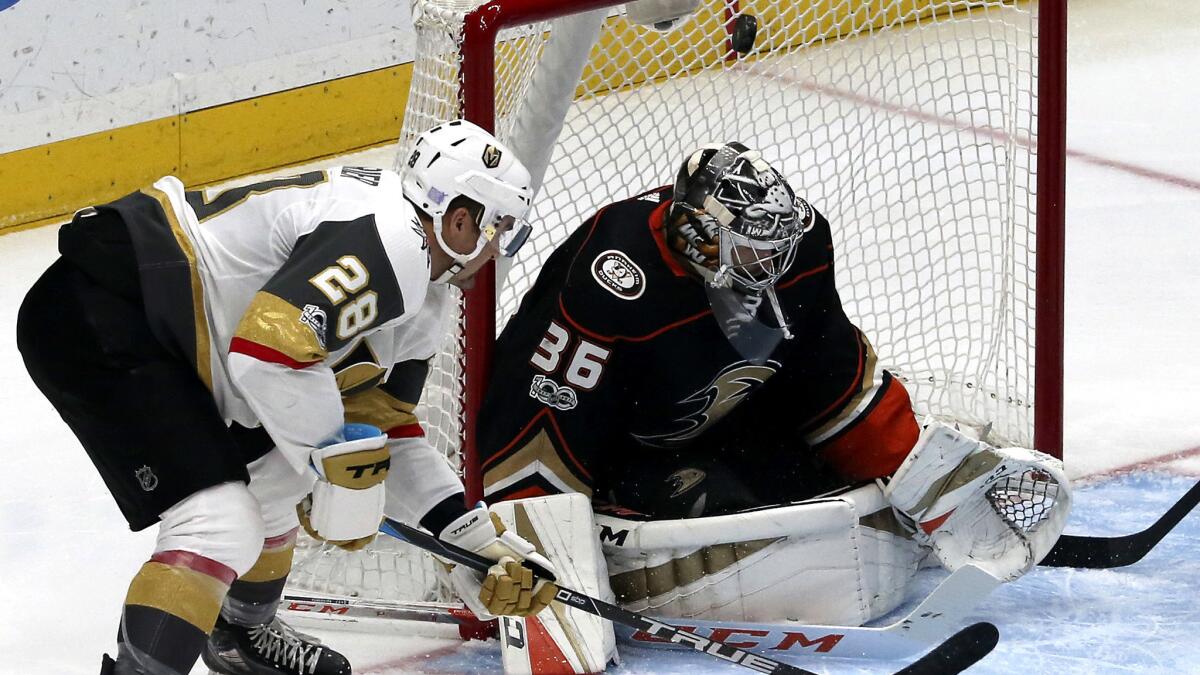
xmin=285 ymin=0 xmax=1065 ymax=620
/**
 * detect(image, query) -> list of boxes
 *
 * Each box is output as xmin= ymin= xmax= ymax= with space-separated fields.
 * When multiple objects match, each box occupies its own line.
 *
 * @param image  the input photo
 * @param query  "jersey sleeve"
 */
xmin=227 ymin=213 xmax=423 ymax=473
xmin=337 ymin=355 xmax=467 ymax=523
xmin=477 ymin=222 xmax=630 ymax=502
xmin=775 ymin=208 xmax=920 ymax=481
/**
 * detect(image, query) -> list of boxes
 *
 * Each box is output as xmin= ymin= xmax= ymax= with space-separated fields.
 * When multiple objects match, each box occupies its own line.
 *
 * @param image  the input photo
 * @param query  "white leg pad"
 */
xmin=489 ymin=494 xmax=617 ymax=674
xmin=598 ymin=484 xmax=923 ymax=626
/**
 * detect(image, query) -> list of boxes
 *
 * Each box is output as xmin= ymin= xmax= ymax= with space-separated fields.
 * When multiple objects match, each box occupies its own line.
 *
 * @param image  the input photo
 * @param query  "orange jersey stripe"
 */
xmin=817 ymin=378 xmax=919 ymax=481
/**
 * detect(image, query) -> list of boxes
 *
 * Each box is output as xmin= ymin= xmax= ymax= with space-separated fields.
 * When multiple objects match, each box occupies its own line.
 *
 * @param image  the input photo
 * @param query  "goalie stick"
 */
xmin=282 ymin=562 xmax=1000 ymax=660
xmin=380 ymin=517 xmax=1000 ymax=674
xmin=1040 ymin=476 xmax=1200 ymax=569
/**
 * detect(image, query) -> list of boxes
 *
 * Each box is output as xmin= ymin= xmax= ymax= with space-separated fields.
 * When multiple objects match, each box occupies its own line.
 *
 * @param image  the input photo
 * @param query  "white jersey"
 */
xmin=103 ymin=167 xmax=452 ymax=493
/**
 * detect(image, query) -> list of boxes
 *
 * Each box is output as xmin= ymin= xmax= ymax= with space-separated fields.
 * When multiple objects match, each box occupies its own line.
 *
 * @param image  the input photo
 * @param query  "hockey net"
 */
xmin=284 ymin=0 xmax=1064 ymax=624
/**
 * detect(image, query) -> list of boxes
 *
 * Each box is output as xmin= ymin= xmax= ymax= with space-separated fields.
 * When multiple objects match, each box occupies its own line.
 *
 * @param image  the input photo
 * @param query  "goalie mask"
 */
xmin=669 ymin=142 xmax=813 ymax=294
xmin=669 ymin=142 xmax=814 ymax=344
xmin=401 ymin=120 xmax=534 ymax=281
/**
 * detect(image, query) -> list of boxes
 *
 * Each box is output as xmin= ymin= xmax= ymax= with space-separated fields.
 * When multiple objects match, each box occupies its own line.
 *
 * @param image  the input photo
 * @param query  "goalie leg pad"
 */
xmin=598 ymin=484 xmax=923 ymax=626
xmin=883 ymin=418 xmax=1072 ymax=581
xmin=489 ymin=494 xmax=617 ymax=674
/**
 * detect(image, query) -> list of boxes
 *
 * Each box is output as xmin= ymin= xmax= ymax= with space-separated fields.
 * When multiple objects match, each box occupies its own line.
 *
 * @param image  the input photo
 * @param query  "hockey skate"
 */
xmin=202 ymin=615 xmax=350 ymax=675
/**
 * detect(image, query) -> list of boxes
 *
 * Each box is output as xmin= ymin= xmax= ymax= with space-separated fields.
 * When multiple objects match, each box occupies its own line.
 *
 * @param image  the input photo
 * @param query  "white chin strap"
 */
xmin=763 ymin=285 xmax=793 ymax=340
xmin=433 ymin=264 xmax=461 ymax=285
xmin=431 ymin=219 xmax=486 ymax=285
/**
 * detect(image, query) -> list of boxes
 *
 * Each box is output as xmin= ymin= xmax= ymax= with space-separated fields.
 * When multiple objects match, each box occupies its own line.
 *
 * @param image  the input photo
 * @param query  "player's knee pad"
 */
xmin=245 ymin=448 xmax=311 ymax=538
xmin=155 ymin=481 xmax=265 ymax=576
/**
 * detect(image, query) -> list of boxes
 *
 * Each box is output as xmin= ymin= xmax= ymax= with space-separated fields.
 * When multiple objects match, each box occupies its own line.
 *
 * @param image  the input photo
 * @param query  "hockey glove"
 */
xmin=883 ymin=418 xmax=1072 ymax=581
xmin=438 ymin=503 xmax=558 ymax=620
xmin=297 ymin=423 xmax=389 ymax=548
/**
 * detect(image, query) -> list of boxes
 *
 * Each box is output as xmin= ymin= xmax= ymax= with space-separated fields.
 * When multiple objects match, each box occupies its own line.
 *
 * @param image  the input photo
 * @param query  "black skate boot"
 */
xmin=201 ymin=615 xmax=350 ymax=675
xmin=100 ymin=653 xmax=149 ymax=675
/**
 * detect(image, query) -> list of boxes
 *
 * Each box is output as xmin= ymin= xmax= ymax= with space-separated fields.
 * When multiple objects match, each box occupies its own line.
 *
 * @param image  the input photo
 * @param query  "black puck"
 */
xmin=731 ymin=13 xmax=758 ymax=55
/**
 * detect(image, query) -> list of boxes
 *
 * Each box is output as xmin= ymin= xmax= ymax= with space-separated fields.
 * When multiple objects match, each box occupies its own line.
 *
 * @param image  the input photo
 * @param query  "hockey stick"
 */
xmin=380 ymin=517 xmax=999 ymax=674
xmin=614 ymin=563 xmax=1001 ymax=660
xmin=1040 ymin=476 xmax=1200 ymax=568
xmin=282 ymin=563 xmax=1000 ymax=661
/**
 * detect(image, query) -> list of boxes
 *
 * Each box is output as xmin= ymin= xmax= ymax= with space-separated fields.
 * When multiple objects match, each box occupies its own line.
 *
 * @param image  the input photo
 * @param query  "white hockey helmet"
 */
xmin=401 ymin=120 xmax=534 ymax=275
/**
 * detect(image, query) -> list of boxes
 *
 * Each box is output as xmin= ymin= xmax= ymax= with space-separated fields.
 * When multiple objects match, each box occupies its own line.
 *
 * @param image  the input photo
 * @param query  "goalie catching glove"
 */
xmin=438 ymin=503 xmax=558 ymax=620
xmin=297 ymin=423 xmax=389 ymax=550
xmin=883 ymin=418 xmax=1072 ymax=581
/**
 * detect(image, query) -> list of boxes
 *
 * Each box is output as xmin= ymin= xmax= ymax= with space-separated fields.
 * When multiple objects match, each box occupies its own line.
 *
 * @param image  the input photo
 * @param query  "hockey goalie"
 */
xmin=473 ymin=140 xmax=1072 ymax=672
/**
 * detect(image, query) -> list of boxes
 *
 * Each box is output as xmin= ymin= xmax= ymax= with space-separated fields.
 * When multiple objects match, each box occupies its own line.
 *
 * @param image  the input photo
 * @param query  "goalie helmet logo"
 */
xmin=135 ymin=465 xmax=158 ymax=492
xmin=481 ymin=144 xmax=503 ymax=169
xmin=591 ymin=250 xmax=645 ymax=300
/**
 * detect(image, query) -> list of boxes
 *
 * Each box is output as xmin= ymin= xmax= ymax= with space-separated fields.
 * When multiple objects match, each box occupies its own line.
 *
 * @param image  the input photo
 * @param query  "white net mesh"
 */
xmin=287 ymin=0 xmax=1048 ymax=608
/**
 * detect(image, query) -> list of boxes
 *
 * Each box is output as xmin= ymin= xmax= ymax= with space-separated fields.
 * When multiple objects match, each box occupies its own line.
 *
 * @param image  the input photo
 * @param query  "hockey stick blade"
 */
xmin=380 ymin=518 xmax=998 ymax=675
xmin=1040 ymin=476 xmax=1200 ymax=568
xmin=894 ymin=622 xmax=999 ymax=675
xmin=616 ymin=563 xmax=1001 ymax=660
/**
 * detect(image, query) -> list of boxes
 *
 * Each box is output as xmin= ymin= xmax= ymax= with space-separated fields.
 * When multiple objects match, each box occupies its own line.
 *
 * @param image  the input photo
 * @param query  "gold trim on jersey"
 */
xmin=342 ymin=387 xmax=419 ymax=431
xmin=334 ymin=361 xmax=389 ymax=396
xmin=189 ymin=171 xmax=329 ymax=223
xmin=608 ymin=538 xmax=780 ymax=605
xmin=144 ymin=186 xmax=214 ymax=391
xmin=234 ymin=291 xmax=328 ymax=365
xmin=124 ymin=561 xmax=228 ymax=632
xmin=482 ymin=429 xmax=593 ymax=497
xmin=805 ymin=333 xmax=881 ymax=445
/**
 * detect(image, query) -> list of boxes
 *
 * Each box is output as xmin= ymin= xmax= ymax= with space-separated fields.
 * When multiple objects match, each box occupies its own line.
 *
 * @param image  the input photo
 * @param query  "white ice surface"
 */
xmin=3 ymin=0 xmax=1200 ymax=672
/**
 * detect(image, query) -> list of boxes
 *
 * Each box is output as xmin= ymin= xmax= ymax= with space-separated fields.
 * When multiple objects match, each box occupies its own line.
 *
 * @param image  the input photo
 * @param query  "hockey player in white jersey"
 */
xmin=17 ymin=120 xmax=555 ymax=675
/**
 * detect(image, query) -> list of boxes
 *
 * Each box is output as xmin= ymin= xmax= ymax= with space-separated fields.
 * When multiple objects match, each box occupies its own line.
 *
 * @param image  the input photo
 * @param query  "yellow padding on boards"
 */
xmin=124 ymin=561 xmax=229 ymax=633
xmin=0 ymin=64 xmax=412 ymax=234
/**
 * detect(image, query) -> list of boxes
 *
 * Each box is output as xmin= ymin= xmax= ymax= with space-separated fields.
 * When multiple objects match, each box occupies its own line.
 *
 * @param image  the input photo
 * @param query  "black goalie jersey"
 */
xmin=478 ymin=187 xmax=919 ymax=505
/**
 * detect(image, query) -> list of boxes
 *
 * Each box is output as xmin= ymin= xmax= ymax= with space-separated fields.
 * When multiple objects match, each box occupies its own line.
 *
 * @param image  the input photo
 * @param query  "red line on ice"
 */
xmin=740 ymin=65 xmax=1200 ymax=193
